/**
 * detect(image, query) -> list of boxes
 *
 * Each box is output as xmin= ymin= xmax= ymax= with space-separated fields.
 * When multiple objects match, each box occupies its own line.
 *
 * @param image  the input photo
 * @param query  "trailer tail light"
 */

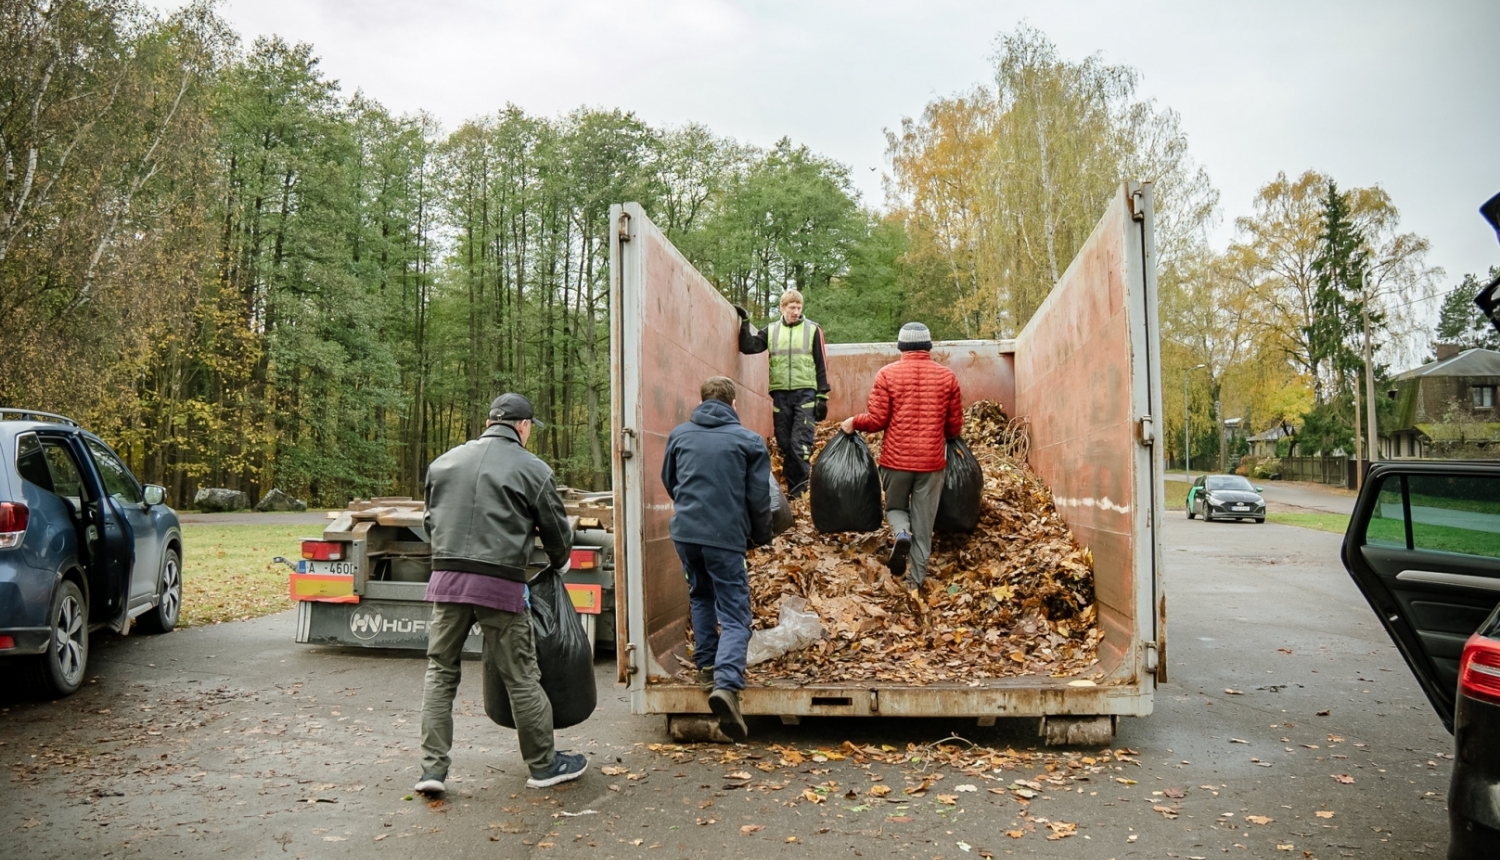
xmin=0 ymin=635 xmax=14 ymax=650
xmin=569 ymin=548 xmax=599 ymax=570
xmin=0 ymin=502 xmax=28 ymax=549
xmin=302 ymin=540 xmax=345 ymax=561
xmin=1459 ymin=634 xmax=1500 ymax=706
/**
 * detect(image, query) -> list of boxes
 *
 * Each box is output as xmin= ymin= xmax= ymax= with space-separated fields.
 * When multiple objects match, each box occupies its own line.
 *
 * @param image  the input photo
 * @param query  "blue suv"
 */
xmin=0 ymin=410 xmax=183 ymax=697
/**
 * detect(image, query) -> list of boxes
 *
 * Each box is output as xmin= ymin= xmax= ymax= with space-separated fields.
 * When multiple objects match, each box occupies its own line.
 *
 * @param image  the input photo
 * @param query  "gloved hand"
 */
xmin=734 ymin=304 xmax=749 ymax=321
xmin=813 ymin=395 xmax=828 ymax=422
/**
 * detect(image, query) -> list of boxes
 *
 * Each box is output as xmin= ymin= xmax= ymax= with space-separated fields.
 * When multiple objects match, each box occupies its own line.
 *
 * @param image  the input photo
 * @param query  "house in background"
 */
xmin=1380 ymin=346 xmax=1500 ymax=458
xmin=1247 ymin=423 xmax=1295 ymax=458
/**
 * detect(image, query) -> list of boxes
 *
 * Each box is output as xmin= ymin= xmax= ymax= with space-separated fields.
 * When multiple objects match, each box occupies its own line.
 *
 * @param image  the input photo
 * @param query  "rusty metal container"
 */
xmin=609 ymin=183 xmax=1164 ymax=738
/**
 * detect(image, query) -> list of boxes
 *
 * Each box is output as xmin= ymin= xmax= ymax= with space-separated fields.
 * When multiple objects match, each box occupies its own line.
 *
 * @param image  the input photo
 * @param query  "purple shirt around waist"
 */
xmin=425 ymin=570 xmax=528 ymax=614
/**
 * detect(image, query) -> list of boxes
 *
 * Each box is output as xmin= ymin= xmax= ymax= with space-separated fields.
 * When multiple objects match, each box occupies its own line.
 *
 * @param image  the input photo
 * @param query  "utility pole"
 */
xmin=1361 ymin=283 xmax=1379 ymax=467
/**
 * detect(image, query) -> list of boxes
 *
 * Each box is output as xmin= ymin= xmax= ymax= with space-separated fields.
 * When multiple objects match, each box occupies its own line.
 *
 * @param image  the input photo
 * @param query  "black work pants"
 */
xmin=771 ymin=388 xmax=817 ymax=497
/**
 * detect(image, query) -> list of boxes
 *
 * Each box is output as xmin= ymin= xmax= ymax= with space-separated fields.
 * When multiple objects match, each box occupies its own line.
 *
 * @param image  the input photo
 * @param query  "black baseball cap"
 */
xmin=489 ymin=393 xmax=544 ymax=428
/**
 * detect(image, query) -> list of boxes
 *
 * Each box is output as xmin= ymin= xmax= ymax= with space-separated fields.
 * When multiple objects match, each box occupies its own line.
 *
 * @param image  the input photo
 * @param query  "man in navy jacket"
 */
xmin=661 ymin=376 xmax=773 ymax=740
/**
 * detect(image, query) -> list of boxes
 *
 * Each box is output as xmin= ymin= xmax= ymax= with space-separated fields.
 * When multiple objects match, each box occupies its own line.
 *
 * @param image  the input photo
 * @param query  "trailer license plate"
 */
xmin=299 ymin=560 xmax=357 ymax=575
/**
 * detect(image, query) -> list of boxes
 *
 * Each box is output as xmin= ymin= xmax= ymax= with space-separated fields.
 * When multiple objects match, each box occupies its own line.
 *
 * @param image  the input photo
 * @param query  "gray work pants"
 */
xmin=879 ymin=467 xmax=945 ymax=584
xmin=420 ymin=601 xmax=555 ymax=777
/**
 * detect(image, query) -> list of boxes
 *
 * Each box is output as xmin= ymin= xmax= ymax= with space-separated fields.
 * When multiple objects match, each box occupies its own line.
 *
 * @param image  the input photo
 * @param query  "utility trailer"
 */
xmin=286 ymin=492 xmax=616 ymax=655
xmin=608 ymin=183 xmax=1165 ymax=744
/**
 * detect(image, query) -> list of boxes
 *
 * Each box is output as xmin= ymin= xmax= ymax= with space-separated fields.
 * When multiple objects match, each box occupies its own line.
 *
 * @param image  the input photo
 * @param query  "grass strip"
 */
xmin=179 ymin=523 xmax=312 ymax=627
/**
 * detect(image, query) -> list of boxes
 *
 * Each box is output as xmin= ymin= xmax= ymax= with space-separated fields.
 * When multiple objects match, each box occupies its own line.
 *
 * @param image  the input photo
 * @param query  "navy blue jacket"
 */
xmin=661 ymin=399 xmax=773 ymax=553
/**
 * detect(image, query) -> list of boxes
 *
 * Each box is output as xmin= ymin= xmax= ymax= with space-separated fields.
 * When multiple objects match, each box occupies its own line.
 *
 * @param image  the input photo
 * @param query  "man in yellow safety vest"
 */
xmin=737 ymin=288 xmax=830 ymax=499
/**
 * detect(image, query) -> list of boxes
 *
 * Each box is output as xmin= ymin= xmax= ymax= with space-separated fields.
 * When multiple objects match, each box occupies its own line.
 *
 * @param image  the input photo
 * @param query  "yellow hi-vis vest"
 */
xmin=766 ymin=318 xmax=819 ymax=392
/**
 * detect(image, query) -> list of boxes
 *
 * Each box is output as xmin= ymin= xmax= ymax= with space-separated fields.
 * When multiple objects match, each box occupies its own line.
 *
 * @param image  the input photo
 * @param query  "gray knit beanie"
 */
xmin=897 ymin=321 xmax=932 ymax=352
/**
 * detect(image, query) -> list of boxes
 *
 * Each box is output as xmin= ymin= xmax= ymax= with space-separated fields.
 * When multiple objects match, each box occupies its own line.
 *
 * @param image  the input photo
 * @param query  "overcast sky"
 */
xmin=187 ymin=0 xmax=1499 ymax=314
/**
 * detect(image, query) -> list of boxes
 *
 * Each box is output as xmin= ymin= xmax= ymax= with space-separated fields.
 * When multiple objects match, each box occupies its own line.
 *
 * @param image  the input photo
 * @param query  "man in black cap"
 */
xmin=415 ymin=393 xmax=587 ymax=794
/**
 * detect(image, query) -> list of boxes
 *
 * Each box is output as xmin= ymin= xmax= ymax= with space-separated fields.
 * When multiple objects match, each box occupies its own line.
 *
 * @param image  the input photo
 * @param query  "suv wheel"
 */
xmin=137 ymin=548 xmax=181 ymax=634
xmin=27 ymin=579 xmax=88 ymax=697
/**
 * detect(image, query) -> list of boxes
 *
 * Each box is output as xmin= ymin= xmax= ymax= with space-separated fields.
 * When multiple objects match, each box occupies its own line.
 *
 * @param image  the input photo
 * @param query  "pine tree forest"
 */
xmin=1 ymin=2 xmax=1459 ymax=507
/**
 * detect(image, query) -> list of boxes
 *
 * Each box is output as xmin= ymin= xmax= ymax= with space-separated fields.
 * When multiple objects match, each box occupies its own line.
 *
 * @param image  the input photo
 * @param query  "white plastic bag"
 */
xmin=745 ymin=595 xmax=824 ymax=666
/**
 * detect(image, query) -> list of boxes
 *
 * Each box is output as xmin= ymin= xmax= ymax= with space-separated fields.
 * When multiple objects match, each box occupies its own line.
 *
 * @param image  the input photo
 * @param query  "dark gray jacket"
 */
xmin=661 ymin=399 xmax=773 ymax=553
xmin=424 ymin=424 xmax=572 ymax=582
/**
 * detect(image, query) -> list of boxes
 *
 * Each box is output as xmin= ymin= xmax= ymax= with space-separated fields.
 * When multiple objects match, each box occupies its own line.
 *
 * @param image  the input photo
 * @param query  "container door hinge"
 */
xmin=1143 ymin=641 xmax=1159 ymax=673
xmin=617 ymin=211 xmax=632 ymax=242
xmin=619 ymin=427 xmax=637 ymax=459
xmin=1136 ymin=415 xmax=1155 ymax=446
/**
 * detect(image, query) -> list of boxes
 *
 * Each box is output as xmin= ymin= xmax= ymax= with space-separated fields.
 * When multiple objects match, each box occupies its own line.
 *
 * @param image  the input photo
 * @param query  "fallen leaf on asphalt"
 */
xmin=1163 ymin=788 xmax=1186 ymax=799
xmin=1245 ymin=815 xmax=1273 ymax=825
xmin=725 ymin=771 xmax=751 ymax=780
xmin=374 ymin=835 xmax=387 ymax=842
xmin=1316 ymin=710 xmax=1330 ymax=716
xmin=956 ymin=841 xmax=971 ymax=852
xmin=1332 ymin=774 xmax=1355 ymax=784
xmin=1277 ymin=845 xmax=1294 ymax=851
xmin=1045 ymin=821 xmax=1077 ymax=840
xmin=1278 ymin=648 xmax=1294 ymax=654
xmin=956 ymin=784 xmax=978 ymax=792
xmin=785 ymin=836 xmax=800 ymax=843
xmin=869 ymin=784 xmax=892 ymax=797
xmin=1127 ymin=834 xmax=1139 ymax=843
xmin=802 ymin=790 xmax=824 ymax=804
xmin=936 ymin=795 xmax=958 ymax=805
xmin=1315 ymin=811 xmax=1335 ymax=819
xmin=1327 ymin=735 xmax=1344 ymax=743
xmin=601 ymin=766 xmax=627 ymax=776
xmin=888 ymin=816 xmax=913 ymax=824
xmin=1115 ymin=777 xmax=1137 ymax=785
xmin=1011 ymin=788 xmax=1038 ymax=800
xmin=1229 ymin=738 xmax=1250 ymax=745
xmin=1225 ymin=689 xmax=1243 ymax=695
xmin=1005 ymin=830 xmax=1024 ymax=839
xmin=1153 ymin=805 xmax=1178 ymax=819
xmin=739 ymin=825 xmax=764 ymax=834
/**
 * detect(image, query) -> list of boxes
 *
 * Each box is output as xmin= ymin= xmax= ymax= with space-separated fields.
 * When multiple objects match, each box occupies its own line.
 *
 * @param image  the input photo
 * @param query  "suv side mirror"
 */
xmin=143 ymin=485 xmax=167 ymax=507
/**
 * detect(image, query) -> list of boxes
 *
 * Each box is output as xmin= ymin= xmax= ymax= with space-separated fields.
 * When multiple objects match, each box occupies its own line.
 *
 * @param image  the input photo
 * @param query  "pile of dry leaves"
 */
xmin=745 ymin=400 xmax=1101 ymax=685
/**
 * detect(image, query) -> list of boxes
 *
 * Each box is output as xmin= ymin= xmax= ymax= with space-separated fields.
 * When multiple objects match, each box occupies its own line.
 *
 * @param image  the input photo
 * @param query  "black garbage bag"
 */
xmin=934 ymin=437 xmax=983 ymax=532
xmin=483 ymin=568 xmax=597 ymax=730
xmin=809 ymin=432 xmax=884 ymax=533
xmin=769 ymin=473 xmax=794 ymax=536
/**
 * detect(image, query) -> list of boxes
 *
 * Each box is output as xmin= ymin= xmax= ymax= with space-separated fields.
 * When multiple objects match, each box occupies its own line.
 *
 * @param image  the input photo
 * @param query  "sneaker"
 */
xmin=413 ymin=771 xmax=446 ymax=795
xmin=887 ymin=530 xmax=912 ymax=579
xmin=708 ymin=688 xmax=749 ymax=741
xmin=695 ymin=666 xmax=716 ymax=692
xmin=526 ymin=752 xmax=588 ymax=789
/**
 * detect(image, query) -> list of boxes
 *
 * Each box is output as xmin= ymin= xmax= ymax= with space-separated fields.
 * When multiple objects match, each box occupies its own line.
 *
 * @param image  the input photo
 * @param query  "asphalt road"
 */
xmin=0 ymin=512 xmax=1451 ymax=859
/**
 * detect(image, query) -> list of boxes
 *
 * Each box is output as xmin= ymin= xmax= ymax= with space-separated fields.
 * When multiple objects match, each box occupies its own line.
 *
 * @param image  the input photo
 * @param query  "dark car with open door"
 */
xmin=0 ymin=410 xmax=183 ymax=697
xmin=1341 ymin=461 xmax=1500 ymax=858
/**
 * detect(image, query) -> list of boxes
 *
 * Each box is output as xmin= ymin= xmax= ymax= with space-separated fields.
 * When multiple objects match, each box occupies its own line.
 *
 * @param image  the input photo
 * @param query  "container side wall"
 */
xmin=613 ymin=204 xmax=773 ymax=696
xmin=1012 ymin=184 xmax=1158 ymax=693
xmin=825 ymin=341 xmax=1017 ymax=422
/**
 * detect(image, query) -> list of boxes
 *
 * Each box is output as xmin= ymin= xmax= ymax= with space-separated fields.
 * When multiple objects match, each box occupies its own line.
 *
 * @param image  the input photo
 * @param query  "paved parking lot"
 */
xmin=1 ymin=506 xmax=1452 ymax=858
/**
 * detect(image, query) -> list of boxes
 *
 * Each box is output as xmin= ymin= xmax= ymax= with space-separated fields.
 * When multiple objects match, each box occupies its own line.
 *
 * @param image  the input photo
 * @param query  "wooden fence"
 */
xmin=1279 ymin=456 xmax=1359 ymax=488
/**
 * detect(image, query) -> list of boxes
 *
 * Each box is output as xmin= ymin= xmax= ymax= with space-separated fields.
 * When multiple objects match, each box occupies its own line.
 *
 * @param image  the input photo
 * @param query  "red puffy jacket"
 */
xmin=850 ymin=351 xmax=963 ymax=472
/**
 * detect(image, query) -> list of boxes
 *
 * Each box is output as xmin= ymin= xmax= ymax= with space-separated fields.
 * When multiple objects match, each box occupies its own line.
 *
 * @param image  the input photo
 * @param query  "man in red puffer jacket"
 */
xmin=840 ymin=322 xmax=963 ymax=587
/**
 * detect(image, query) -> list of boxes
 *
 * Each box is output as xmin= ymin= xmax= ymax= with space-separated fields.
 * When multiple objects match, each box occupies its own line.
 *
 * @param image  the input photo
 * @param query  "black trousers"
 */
xmin=771 ymin=388 xmax=817 ymax=497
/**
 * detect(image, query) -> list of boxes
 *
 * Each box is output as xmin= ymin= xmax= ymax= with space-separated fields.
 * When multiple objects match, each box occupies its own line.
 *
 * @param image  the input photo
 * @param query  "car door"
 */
xmin=1341 ymin=461 xmax=1500 ymax=731
xmin=34 ymin=432 xmax=132 ymax=626
xmin=1188 ymin=476 xmax=1205 ymax=515
xmin=82 ymin=438 xmax=160 ymax=608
